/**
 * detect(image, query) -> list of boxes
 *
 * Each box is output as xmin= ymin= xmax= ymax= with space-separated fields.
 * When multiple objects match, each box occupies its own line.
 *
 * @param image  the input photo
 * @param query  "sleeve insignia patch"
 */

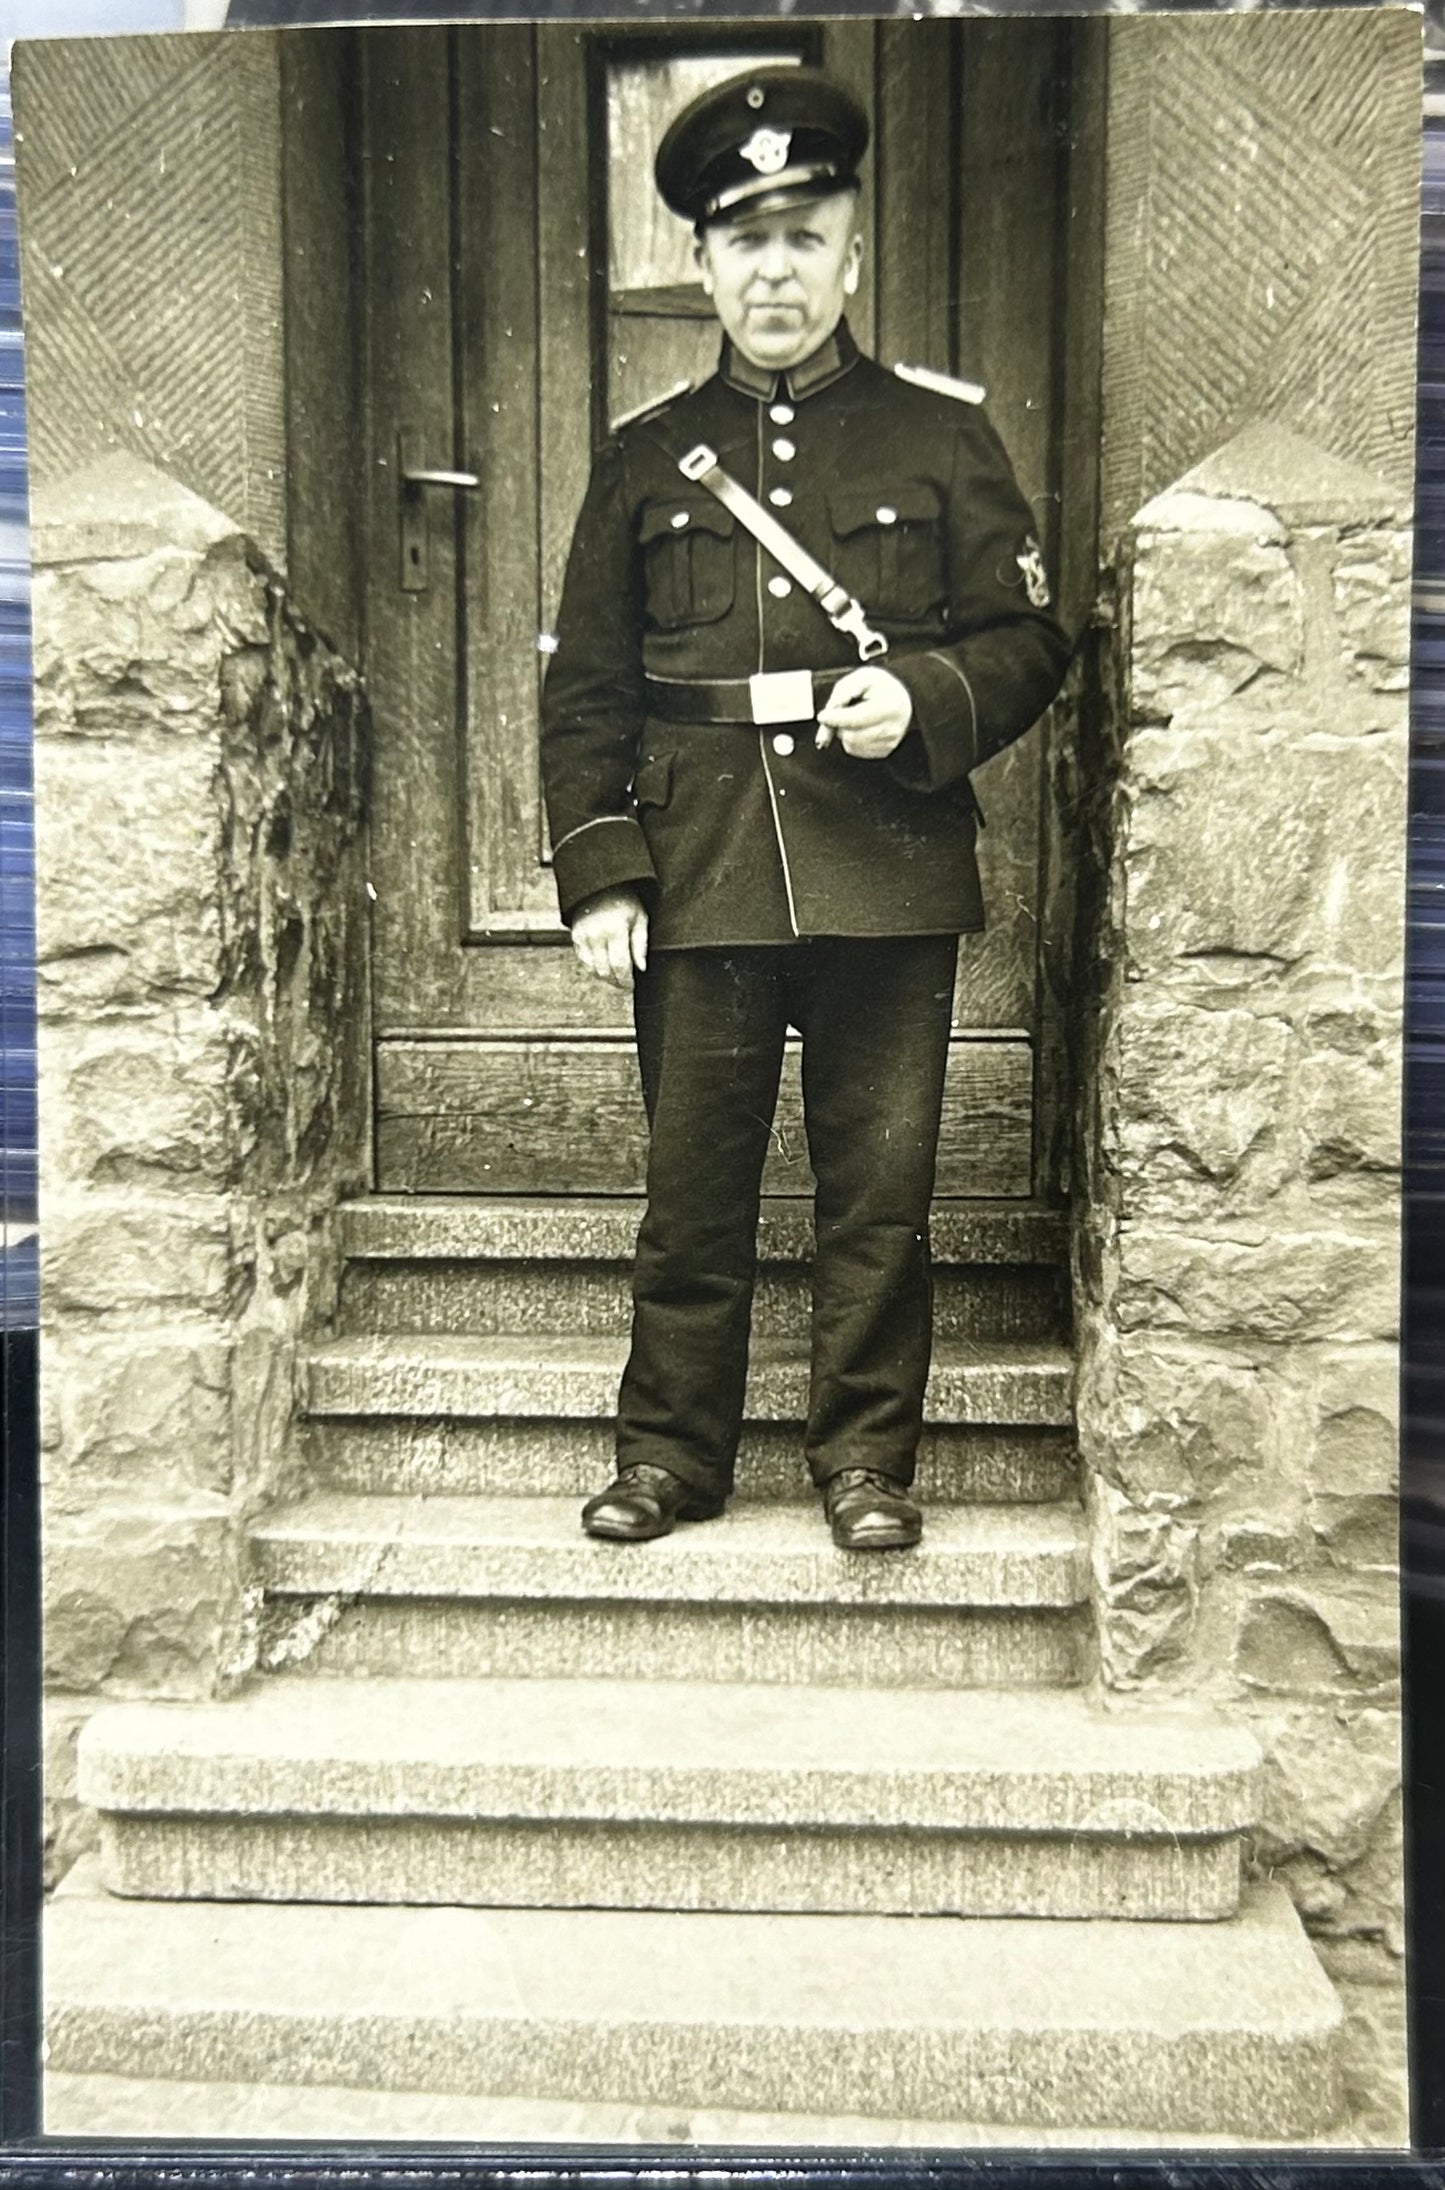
xmin=1017 ymin=536 xmax=1051 ymax=609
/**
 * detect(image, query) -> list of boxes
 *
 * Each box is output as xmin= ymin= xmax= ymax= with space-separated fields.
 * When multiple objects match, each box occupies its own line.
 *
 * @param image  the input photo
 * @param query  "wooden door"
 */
xmin=361 ymin=21 xmax=1058 ymax=1198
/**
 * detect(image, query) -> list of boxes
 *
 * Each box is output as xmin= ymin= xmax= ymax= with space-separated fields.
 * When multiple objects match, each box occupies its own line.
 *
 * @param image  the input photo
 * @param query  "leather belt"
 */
xmin=645 ymin=670 xmax=847 ymax=726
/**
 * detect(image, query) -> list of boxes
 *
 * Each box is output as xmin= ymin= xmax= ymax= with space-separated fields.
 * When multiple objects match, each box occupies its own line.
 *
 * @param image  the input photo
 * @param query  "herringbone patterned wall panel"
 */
xmin=15 ymin=33 xmax=286 ymax=570
xmin=1102 ymin=10 xmax=1420 ymax=542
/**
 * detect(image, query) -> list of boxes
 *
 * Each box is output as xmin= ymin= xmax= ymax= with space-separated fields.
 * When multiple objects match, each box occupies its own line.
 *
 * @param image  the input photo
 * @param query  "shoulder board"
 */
xmin=893 ymin=361 xmax=987 ymax=406
xmin=610 ymin=378 xmax=693 ymax=434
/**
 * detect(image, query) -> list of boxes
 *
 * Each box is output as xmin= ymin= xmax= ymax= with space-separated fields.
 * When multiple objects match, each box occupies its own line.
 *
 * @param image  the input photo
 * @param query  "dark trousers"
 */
xmin=616 ymin=935 xmax=959 ymax=1497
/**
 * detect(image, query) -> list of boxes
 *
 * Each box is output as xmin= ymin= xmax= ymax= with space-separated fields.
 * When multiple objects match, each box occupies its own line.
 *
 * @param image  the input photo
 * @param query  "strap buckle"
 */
xmin=678 ymin=443 xmax=717 ymax=482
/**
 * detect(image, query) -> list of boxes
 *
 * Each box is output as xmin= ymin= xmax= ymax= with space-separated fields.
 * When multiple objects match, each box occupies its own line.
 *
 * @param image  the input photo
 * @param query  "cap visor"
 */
xmin=702 ymin=167 xmax=857 ymax=224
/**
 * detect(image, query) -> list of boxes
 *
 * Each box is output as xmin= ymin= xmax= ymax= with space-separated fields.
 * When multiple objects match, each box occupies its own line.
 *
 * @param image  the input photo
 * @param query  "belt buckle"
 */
xmin=749 ymin=669 xmax=815 ymax=725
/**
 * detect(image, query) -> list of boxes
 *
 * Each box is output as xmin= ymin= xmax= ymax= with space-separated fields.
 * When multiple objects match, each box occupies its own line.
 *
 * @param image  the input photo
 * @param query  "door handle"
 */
xmin=402 ymin=465 xmax=481 ymax=490
xmin=398 ymin=431 xmax=479 ymax=593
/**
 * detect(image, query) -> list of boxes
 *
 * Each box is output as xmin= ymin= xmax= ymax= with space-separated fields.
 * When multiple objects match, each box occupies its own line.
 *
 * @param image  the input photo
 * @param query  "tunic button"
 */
xmin=670 ymin=510 xmax=690 ymax=528
xmin=769 ymin=402 xmax=795 ymax=425
xmin=772 ymin=733 xmax=795 ymax=756
xmin=875 ymin=505 xmax=898 ymax=525
xmin=772 ymin=437 xmax=796 ymax=462
xmin=768 ymin=486 xmax=793 ymax=508
xmin=767 ymin=574 xmax=792 ymax=598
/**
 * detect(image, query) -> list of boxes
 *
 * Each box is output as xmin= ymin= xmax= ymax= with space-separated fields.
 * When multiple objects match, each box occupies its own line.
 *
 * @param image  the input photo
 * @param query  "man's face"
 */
xmin=694 ymin=191 xmax=863 ymax=373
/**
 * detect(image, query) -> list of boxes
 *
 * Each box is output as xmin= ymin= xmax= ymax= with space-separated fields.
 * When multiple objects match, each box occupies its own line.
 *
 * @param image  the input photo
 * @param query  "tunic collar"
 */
xmin=719 ymin=318 xmax=860 ymax=403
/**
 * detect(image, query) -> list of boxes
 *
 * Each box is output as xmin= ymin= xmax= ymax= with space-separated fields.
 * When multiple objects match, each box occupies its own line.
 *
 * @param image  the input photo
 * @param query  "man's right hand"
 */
xmin=570 ymin=887 xmax=649 ymax=990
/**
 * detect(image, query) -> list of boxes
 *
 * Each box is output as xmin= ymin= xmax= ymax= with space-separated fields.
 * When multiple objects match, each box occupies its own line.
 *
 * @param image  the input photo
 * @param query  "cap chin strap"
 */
xmin=677 ymin=443 xmax=888 ymax=663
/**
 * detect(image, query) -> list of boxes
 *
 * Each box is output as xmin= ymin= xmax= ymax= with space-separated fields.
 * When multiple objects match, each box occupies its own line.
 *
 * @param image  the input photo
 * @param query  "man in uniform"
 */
xmin=542 ymin=66 xmax=1070 ymax=1550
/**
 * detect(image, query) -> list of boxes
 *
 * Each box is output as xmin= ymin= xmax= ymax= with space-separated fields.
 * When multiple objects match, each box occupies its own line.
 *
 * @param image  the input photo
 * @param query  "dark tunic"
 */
xmin=541 ymin=319 xmax=1072 ymax=948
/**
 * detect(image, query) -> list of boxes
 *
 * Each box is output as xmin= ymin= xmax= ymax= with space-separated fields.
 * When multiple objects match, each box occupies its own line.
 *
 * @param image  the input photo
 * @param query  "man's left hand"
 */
xmin=815 ymin=666 xmax=914 ymax=759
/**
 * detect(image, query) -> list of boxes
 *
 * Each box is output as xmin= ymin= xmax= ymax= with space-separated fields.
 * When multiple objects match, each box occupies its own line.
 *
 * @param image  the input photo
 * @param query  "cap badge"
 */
xmin=740 ymin=126 xmax=792 ymax=175
xmin=1017 ymin=536 xmax=1051 ymax=609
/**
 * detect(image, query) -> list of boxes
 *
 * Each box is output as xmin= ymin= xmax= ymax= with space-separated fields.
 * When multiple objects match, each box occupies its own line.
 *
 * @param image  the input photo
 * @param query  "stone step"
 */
xmin=335 ymin=1196 xmax=1070 ymax=1343
xmin=250 ymin=1494 xmax=1089 ymax=1689
xmin=41 ymin=2068 xmax=1360 ymax=2149
xmin=338 ymin=1260 xmax=1066 ymax=1343
xmin=80 ymin=1678 xmax=1259 ymax=1921
xmin=304 ymin=1416 xmax=1077 ymax=1505
xmin=340 ymin=1194 xmax=1072 ymax=1266
xmin=45 ymin=1867 xmax=1344 ymax=2140
xmin=304 ymin=1333 xmax=1075 ymax=1429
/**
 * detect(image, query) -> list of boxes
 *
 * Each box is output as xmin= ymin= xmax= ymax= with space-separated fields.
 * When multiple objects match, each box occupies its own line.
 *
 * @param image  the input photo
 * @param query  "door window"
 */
xmin=605 ymin=50 xmax=803 ymax=428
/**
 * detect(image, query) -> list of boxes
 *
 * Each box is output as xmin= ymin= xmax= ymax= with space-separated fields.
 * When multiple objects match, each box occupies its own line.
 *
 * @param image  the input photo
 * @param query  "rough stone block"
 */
xmin=1078 ymin=1332 xmax=1275 ymax=1502
xmin=1115 ymin=1003 xmax=1293 ymax=1209
xmin=1129 ymin=517 xmax=1302 ymax=724
xmin=1269 ymin=1802 xmax=1404 ymax=1963
xmin=42 ymin=1193 xmax=233 ymax=1318
xmin=1298 ymin=1004 xmax=1402 ymax=1178
xmin=1124 ymin=733 xmax=1406 ymax=978
xmin=1233 ymin=1585 xmax=1399 ymax=1701
xmin=1112 ymin=1226 xmax=1399 ymax=1344
xmin=43 ymin=1697 xmax=100 ymax=1889
xmin=1253 ymin=1706 xmax=1400 ymax=1883
xmin=1310 ymin=1346 xmax=1399 ymax=1497
xmin=39 ymin=1013 xmax=236 ymax=1187
xmin=44 ymin=1495 xmax=233 ymax=1698
xmin=1217 ymin=1518 xmax=1303 ymax=1578
xmin=1331 ymin=528 xmax=1413 ymax=693
xmin=32 ymin=539 xmax=268 ymax=736
xmin=1088 ymin=1476 xmax=1199 ymax=1687
xmin=1325 ymin=1968 xmax=1409 ymax=2149
xmin=35 ymin=739 xmax=223 ymax=1007
xmin=42 ymin=1324 xmax=232 ymax=1501
xmin=1307 ymin=1493 xmax=1398 ymax=1571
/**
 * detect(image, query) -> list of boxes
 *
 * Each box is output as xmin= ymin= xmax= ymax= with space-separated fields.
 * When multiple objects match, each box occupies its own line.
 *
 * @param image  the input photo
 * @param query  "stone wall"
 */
xmin=32 ymin=453 xmax=371 ymax=1883
xmin=1075 ymin=422 xmax=1409 ymax=2140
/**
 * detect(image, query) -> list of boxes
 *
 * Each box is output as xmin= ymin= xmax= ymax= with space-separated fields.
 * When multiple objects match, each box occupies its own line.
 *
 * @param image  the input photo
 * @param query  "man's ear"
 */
xmin=693 ymin=234 xmax=714 ymax=297
xmin=843 ymin=231 xmax=863 ymax=297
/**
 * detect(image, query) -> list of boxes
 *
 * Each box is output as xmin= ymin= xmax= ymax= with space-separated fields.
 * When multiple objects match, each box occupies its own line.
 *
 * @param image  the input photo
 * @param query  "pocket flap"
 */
xmin=639 ymin=498 xmax=735 ymax=546
xmin=828 ymin=480 xmax=943 ymax=537
xmin=632 ymin=752 xmax=674 ymax=809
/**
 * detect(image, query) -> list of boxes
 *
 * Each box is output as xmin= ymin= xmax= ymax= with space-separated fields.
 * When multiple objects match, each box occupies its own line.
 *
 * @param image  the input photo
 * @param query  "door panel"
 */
xmin=364 ymin=21 xmax=1060 ymax=1193
xmin=378 ymin=1037 xmax=1033 ymax=1197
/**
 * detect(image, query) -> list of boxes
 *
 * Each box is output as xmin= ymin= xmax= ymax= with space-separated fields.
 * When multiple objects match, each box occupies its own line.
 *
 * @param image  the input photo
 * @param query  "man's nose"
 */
xmin=756 ymin=235 xmax=794 ymax=283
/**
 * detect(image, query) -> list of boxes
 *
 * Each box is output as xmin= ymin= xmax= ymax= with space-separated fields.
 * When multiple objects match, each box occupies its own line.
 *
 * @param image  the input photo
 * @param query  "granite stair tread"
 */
xmin=44 ymin=1867 xmax=1344 ymax=2139
xmin=305 ymin=1331 xmax=1074 ymax=1426
xmin=251 ymin=1492 xmax=1088 ymax=1608
xmin=77 ymin=1677 xmax=1260 ymax=1835
xmin=338 ymin=1194 xmax=1071 ymax=1267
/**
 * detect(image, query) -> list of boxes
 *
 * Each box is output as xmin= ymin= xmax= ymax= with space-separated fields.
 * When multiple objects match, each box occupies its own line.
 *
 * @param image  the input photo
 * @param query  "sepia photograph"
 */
xmin=10 ymin=3 xmax=1421 ymax=2148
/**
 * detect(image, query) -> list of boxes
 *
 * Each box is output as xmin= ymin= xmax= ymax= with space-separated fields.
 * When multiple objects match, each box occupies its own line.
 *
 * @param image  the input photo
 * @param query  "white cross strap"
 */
xmin=676 ymin=443 xmax=889 ymax=662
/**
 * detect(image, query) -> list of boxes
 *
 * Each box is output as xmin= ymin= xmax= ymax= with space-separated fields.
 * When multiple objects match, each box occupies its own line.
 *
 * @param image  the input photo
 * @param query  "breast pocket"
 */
xmin=828 ymin=480 xmax=947 ymax=624
xmin=639 ymin=498 xmax=736 ymax=630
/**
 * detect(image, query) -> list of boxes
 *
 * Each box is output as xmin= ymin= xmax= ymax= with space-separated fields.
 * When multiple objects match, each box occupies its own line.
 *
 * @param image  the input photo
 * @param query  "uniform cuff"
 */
xmin=552 ymin=813 xmax=658 ymax=925
xmin=886 ymin=649 xmax=980 ymax=793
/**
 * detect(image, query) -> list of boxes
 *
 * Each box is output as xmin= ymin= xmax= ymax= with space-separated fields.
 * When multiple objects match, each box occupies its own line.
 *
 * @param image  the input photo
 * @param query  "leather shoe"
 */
xmin=581 ymin=1463 xmax=726 ymax=1542
xmin=823 ymin=1469 xmax=923 ymax=1551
